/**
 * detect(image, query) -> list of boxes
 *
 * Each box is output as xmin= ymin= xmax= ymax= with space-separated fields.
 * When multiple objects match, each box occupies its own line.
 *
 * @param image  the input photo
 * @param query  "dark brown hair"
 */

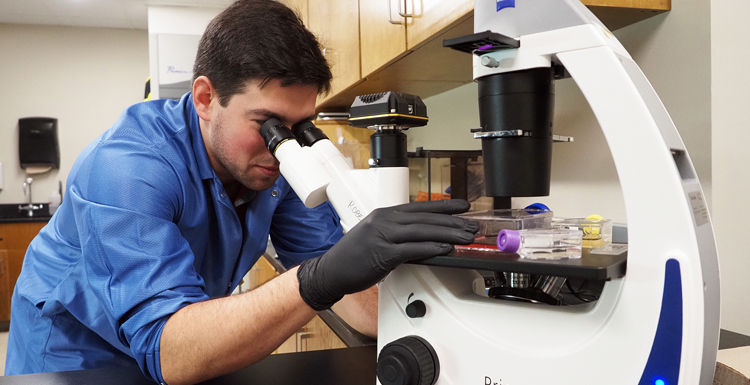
xmin=193 ymin=0 xmax=332 ymax=106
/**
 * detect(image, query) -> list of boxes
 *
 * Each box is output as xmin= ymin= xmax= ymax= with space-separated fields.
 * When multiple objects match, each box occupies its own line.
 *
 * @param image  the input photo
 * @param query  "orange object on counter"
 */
xmin=416 ymin=191 xmax=451 ymax=201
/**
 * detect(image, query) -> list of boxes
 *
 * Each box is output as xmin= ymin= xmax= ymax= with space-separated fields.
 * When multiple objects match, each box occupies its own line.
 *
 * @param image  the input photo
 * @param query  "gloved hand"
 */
xmin=297 ymin=199 xmax=478 ymax=311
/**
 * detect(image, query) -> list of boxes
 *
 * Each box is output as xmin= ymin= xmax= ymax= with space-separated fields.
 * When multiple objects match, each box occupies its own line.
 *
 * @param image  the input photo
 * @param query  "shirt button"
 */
xmin=271 ymin=190 xmax=279 ymax=197
xmin=220 ymin=193 xmax=226 ymax=199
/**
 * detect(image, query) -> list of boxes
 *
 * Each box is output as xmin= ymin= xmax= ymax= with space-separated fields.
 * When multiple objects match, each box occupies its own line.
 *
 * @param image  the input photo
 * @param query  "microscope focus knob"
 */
xmin=405 ymin=300 xmax=426 ymax=318
xmin=377 ymin=336 xmax=439 ymax=385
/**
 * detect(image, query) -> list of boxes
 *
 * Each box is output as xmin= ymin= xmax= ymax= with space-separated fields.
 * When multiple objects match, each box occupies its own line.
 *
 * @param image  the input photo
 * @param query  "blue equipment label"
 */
xmin=496 ymin=0 xmax=515 ymax=12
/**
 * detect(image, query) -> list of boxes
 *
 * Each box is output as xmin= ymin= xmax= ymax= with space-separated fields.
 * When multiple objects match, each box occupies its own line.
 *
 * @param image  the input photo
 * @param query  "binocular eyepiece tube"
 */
xmin=258 ymin=118 xmax=332 ymax=208
xmin=259 ymin=118 xmax=331 ymax=155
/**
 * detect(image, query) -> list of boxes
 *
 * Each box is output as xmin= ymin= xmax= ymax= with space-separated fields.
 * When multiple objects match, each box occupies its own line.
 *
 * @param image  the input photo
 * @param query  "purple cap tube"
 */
xmin=497 ymin=229 xmax=522 ymax=253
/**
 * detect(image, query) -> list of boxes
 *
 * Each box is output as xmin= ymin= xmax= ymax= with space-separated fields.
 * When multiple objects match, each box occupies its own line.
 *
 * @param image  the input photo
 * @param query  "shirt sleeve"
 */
xmin=269 ymin=187 xmax=344 ymax=269
xmin=70 ymin=138 xmax=207 ymax=383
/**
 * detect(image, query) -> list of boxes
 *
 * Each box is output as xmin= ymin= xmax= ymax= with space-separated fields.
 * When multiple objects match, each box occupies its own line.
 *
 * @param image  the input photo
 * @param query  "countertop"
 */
xmin=1 ymin=331 xmax=748 ymax=384
xmin=0 ymin=346 xmax=377 ymax=384
xmin=0 ymin=203 xmax=52 ymax=224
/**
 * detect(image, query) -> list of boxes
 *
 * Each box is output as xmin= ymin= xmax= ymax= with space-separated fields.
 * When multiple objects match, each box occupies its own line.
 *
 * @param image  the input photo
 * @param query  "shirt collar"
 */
xmin=234 ymin=188 xmax=257 ymax=207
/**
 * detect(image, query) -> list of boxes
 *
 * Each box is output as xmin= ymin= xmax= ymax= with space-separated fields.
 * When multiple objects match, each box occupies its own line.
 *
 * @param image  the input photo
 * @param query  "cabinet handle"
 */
xmin=388 ymin=0 xmax=404 ymax=24
xmin=398 ymin=0 xmax=414 ymax=18
xmin=296 ymin=331 xmax=313 ymax=351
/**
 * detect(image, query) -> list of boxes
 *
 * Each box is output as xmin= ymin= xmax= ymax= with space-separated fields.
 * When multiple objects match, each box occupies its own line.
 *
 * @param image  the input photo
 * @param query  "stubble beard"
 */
xmin=211 ymin=112 xmax=278 ymax=191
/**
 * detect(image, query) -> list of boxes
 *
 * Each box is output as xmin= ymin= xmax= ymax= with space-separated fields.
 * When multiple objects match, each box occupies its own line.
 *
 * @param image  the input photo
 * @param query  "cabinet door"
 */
xmin=0 ymin=222 xmax=47 ymax=322
xmin=0 ymin=250 xmax=10 ymax=322
xmin=359 ymin=0 xmax=407 ymax=77
xmin=299 ymin=315 xmax=347 ymax=352
xmin=316 ymin=121 xmax=373 ymax=169
xmin=405 ymin=0 xmax=473 ymax=50
xmin=309 ymin=0 xmax=361 ymax=103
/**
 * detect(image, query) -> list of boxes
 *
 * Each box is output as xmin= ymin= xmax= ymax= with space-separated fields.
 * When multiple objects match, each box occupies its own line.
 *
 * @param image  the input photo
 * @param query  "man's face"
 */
xmin=201 ymin=78 xmax=318 ymax=191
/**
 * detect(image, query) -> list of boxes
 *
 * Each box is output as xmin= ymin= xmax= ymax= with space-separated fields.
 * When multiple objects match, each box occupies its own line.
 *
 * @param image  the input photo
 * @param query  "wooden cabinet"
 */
xmin=244 ymin=255 xmax=348 ymax=354
xmin=359 ymin=0 xmax=472 ymax=77
xmin=315 ymin=120 xmax=373 ymax=169
xmin=359 ymin=0 xmax=407 ymax=77
xmin=405 ymin=0 xmax=473 ymax=50
xmin=0 ymin=221 xmax=47 ymax=324
xmin=0 ymin=250 xmax=10 ymax=322
xmin=309 ymin=0 xmax=361 ymax=104
xmin=581 ymin=0 xmax=671 ymax=30
xmin=313 ymin=0 xmax=670 ymax=111
xmin=276 ymin=315 xmax=348 ymax=354
xmin=282 ymin=0 xmax=361 ymax=106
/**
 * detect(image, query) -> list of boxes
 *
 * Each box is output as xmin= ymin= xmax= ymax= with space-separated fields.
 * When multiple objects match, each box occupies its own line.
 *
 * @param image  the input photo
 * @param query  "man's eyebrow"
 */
xmin=248 ymin=108 xmax=283 ymax=121
xmin=248 ymin=109 xmax=316 ymax=125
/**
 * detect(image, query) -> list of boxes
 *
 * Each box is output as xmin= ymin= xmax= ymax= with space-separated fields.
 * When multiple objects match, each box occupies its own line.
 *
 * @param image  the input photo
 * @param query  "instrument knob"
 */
xmin=405 ymin=300 xmax=426 ymax=318
xmin=377 ymin=336 xmax=439 ymax=385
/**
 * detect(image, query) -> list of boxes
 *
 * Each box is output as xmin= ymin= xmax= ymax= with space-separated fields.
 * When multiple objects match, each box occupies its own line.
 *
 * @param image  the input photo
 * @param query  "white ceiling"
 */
xmin=0 ymin=0 xmax=234 ymax=30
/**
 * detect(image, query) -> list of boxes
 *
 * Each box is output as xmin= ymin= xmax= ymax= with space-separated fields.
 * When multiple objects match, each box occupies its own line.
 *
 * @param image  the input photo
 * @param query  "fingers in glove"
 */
xmin=389 ymin=242 xmax=455 ymax=263
xmin=390 ymin=199 xmax=471 ymax=215
xmin=386 ymin=223 xmax=477 ymax=245
xmin=389 ymin=210 xmax=478 ymax=232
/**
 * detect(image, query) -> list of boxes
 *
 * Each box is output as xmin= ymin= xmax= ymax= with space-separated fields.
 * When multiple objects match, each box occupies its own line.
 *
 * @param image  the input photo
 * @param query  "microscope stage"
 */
xmin=411 ymin=245 xmax=627 ymax=281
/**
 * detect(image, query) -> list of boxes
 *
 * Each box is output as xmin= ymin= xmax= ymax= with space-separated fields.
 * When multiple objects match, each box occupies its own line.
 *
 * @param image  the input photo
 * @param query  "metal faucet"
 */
xmin=19 ymin=177 xmax=42 ymax=216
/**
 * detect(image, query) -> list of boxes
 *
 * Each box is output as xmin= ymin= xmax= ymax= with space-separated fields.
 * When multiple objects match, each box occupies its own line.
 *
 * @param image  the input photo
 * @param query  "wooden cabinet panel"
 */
xmin=299 ymin=315 xmax=347 ymax=352
xmin=0 ymin=250 xmax=10 ymax=322
xmin=317 ymin=0 xmax=671 ymax=111
xmin=405 ymin=0 xmax=473 ymax=50
xmin=274 ymin=315 xmax=347 ymax=354
xmin=581 ymin=0 xmax=670 ymax=8
xmin=0 ymin=221 xmax=47 ymax=322
xmin=582 ymin=0 xmax=670 ymax=31
xmin=315 ymin=120 xmax=373 ymax=170
xmin=359 ymin=0 xmax=407 ymax=77
xmin=309 ymin=0 xmax=361 ymax=104
xmin=317 ymin=14 xmax=474 ymax=111
xmin=243 ymin=255 xmax=348 ymax=354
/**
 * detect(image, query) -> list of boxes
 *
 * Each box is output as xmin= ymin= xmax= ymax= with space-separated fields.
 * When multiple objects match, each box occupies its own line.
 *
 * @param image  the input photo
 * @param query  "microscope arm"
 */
xmin=556 ymin=45 xmax=720 ymax=385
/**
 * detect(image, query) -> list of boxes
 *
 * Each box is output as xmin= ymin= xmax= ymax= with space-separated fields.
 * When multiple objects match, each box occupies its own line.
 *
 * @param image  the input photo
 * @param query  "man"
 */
xmin=5 ymin=1 xmax=477 ymax=384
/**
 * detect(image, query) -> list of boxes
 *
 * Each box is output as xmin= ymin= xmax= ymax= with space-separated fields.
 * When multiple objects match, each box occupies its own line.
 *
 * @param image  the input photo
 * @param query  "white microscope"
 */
xmin=262 ymin=1 xmax=720 ymax=384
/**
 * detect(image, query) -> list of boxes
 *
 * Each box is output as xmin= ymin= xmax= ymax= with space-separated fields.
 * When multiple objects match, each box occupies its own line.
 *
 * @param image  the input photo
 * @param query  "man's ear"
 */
xmin=193 ymin=76 xmax=215 ymax=121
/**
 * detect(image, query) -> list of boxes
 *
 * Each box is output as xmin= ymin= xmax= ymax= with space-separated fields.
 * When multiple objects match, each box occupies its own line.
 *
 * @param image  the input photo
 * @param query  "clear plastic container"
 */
xmin=454 ymin=208 xmax=553 ymax=253
xmin=497 ymin=229 xmax=583 ymax=260
xmin=552 ymin=215 xmax=612 ymax=248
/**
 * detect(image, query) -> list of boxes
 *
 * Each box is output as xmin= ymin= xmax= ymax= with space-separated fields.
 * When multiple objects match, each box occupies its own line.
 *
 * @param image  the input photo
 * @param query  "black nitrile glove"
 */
xmin=297 ymin=199 xmax=478 ymax=311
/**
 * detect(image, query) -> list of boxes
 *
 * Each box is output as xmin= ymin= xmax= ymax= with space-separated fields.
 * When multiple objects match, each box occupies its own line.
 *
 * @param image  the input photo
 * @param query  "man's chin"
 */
xmin=240 ymin=174 xmax=279 ymax=191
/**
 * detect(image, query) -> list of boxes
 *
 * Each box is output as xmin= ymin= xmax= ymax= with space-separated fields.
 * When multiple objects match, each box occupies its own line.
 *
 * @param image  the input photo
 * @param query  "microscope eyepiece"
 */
xmin=292 ymin=121 xmax=329 ymax=147
xmin=259 ymin=118 xmax=296 ymax=156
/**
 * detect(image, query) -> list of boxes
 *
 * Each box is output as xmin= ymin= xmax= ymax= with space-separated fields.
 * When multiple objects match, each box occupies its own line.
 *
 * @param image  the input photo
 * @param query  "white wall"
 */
xmin=0 ymin=24 xmax=148 ymax=204
xmin=711 ymin=0 xmax=750 ymax=336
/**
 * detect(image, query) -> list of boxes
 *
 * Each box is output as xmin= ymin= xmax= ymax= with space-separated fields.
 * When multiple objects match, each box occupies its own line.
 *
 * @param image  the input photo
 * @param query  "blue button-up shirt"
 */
xmin=5 ymin=94 xmax=344 ymax=382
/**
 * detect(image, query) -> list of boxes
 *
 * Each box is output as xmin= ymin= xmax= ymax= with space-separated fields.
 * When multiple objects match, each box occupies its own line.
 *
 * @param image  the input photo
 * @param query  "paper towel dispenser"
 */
xmin=19 ymin=117 xmax=60 ymax=170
